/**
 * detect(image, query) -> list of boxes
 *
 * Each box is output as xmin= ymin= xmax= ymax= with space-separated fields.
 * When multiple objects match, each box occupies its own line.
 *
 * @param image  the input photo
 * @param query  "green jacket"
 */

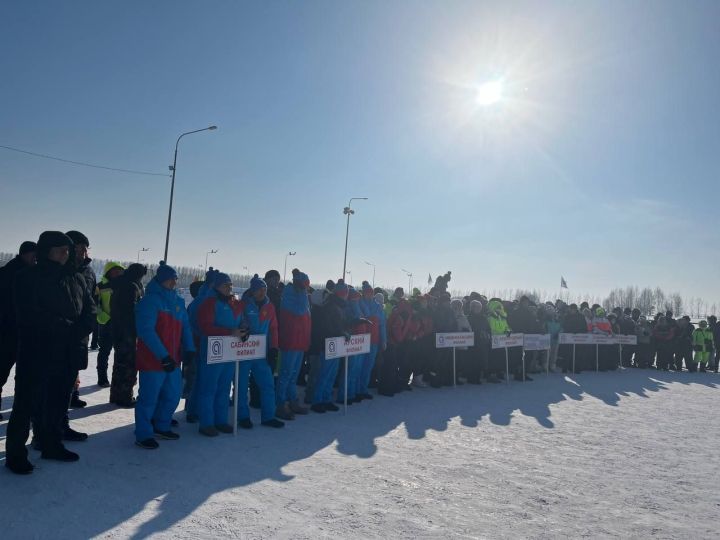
xmin=692 ymin=327 xmax=714 ymax=353
xmin=97 ymin=261 xmax=124 ymax=325
xmin=487 ymin=300 xmax=511 ymax=335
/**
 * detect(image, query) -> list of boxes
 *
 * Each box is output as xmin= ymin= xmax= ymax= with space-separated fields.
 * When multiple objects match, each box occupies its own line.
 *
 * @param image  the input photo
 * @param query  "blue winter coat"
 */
xmin=135 ymin=279 xmax=195 ymax=371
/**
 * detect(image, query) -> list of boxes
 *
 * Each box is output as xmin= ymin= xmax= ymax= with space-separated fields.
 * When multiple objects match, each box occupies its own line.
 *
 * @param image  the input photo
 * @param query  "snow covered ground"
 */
xmin=1 ymin=352 xmax=719 ymax=539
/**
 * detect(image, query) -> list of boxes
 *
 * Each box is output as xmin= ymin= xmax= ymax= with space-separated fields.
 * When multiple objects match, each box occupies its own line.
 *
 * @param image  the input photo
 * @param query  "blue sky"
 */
xmin=2 ymin=1 xmax=719 ymax=302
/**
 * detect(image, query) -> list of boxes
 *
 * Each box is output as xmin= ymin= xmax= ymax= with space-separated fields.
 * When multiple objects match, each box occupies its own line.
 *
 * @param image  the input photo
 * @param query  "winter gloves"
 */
xmin=161 ymin=356 xmax=176 ymax=372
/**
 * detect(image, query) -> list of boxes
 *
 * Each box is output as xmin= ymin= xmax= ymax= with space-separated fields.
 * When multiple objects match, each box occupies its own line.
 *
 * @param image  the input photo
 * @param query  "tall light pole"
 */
xmin=163 ymin=125 xmax=217 ymax=262
xmin=401 ymin=268 xmax=413 ymax=296
xmin=342 ymin=197 xmax=368 ymax=279
xmin=137 ymin=247 xmax=149 ymax=263
xmin=205 ymin=249 xmax=218 ymax=273
xmin=283 ymin=251 xmax=296 ymax=282
xmin=365 ymin=261 xmax=376 ymax=288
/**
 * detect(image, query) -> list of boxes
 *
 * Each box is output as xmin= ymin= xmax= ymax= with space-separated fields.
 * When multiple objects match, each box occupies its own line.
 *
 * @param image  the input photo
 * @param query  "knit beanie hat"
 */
xmin=250 ymin=274 xmax=267 ymax=292
xmin=37 ymin=231 xmax=73 ymax=258
xmin=214 ymin=272 xmax=232 ymax=288
xmin=361 ymin=281 xmax=373 ymax=295
xmin=291 ymin=268 xmax=310 ymax=289
xmin=348 ymin=287 xmax=361 ymax=301
xmin=19 ymin=241 xmax=37 ymax=255
xmin=154 ymin=261 xmax=178 ymax=283
xmin=334 ymin=279 xmax=349 ymax=299
xmin=65 ymin=230 xmax=90 ymax=247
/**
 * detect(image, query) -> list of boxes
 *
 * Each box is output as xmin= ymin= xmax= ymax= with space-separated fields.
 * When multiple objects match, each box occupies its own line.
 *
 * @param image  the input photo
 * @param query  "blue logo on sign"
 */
xmin=211 ymin=339 xmax=223 ymax=358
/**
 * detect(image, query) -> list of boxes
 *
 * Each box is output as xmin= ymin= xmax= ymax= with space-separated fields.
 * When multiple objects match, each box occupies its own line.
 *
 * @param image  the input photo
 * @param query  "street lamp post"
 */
xmin=205 ymin=249 xmax=218 ymax=274
xmin=342 ymin=197 xmax=368 ymax=279
xmin=283 ymin=251 xmax=296 ymax=282
xmin=401 ymin=268 xmax=413 ymax=296
xmin=137 ymin=247 xmax=149 ymax=263
xmin=163 ymin=125 xmax=217 ymax=263
xmin=365 ymin=261 xmax=376 ymax=288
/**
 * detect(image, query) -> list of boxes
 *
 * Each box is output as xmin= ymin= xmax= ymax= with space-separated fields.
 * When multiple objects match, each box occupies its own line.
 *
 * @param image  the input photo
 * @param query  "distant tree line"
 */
xmin=1 ymin=252 xmax=717 ymax=317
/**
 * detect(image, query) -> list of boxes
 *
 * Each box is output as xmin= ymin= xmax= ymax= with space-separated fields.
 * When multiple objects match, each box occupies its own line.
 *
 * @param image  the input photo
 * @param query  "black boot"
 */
xmin=70 ymin=390 xmax=87 ymax=409
xmin=5 ymin=457 xmax=34 ymax=475
xmin=41 ymin=447 xmax=80 ymax=462
xmin=97 ymin=370 xmax=110 ymax=388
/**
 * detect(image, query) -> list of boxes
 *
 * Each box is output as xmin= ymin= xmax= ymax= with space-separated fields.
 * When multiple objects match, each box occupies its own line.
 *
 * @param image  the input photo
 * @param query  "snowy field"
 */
xmin=1 ymin=352 xmax=719 ymax=539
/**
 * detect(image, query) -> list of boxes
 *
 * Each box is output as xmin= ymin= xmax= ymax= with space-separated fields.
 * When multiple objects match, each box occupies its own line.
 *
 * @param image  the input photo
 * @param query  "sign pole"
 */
xmin=619 ymin=343 xmax=623 ymax=370
xmin=452 ymin=347 xmax=457 ymax=388
xmin=572 ymin=344 xmax=576 ymax=374
xmin=233 ymin=360 xmax=239 ymax=437
xmin=522 ymin=350 xmax=526 ymax=382
xmin=344 ymin=355 xmax=348 ymax=416
xmin=505 ymin=347 xmax=510 ymax=384
xmin=546 ymin=348 xmax=550 ymax=377
xmin=596 ymin=343 xmax=599 ymax=373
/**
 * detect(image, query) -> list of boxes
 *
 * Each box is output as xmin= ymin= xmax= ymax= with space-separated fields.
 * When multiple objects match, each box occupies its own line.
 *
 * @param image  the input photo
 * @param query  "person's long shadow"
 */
xmin=0 ymin=369 xmax=718 ymax=538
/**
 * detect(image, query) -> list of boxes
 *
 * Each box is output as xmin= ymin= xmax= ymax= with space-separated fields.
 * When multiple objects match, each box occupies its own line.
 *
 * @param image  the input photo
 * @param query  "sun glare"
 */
xmin=476 ymin=80 xmax=503 ymax=106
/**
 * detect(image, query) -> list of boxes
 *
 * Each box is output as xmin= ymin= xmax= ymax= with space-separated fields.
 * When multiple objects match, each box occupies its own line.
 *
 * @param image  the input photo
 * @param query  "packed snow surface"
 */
xmin=1 ymin=352 xmax=719 ymax=539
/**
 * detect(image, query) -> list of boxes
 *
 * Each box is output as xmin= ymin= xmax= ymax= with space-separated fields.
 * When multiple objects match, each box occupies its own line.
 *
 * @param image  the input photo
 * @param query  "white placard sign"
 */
xmin=491 ymin=333 xmax=525 ymax=349
xmin=523 ymin=334 xmax=552 ymax=351
xmin=559 ymin=333 xmax=593 ymax=345
xmin=591 ymin=334 xmax=617 ymax=345
xmin=325 ymin=333 xmax=371 ymax=360
xmin=616 ymin=335 xmax=638 ymax=345
xmin=435 ymin=332 xmax=475 ymax=348
xmin=207 ymin=335 xmax=267 ymax=364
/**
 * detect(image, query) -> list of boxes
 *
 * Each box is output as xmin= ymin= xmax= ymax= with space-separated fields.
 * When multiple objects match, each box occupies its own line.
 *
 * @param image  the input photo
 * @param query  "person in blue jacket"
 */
xmin=275 ymin=269 xmax=312 ymax=420
xmin=336 ymin=287 xmax=369 ymax=404
xmin=237 ymin=275 xmax=284 ymax=428
xmin=358 ymin=281 xmax=387 ymax=399
xmin=195 ymin=271 xmax=249 ymax=436
xmin=134 ymin=262 xmax=195 ymax=449
xmin=185 ymin=268 xmax=220 ymax=423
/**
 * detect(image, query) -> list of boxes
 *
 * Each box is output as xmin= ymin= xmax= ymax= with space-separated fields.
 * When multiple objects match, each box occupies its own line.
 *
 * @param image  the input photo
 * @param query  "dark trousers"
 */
xmin=97 ymin=322 xmax=113 ymax=373
xmin=110 ymin=340 xmax=137 ymax=403
xmin=90 ymin=320 xmax=99 ymax=349
xmin=378 ymin=344 xmax=400 ymax=396
xmin=465 ymin=343 xmax=488 ymax=383
xmin=656 ymin=346 xmax=673 ymax=370
xmin=5 ymin=358 xmax=41 ymax=462
xmin=674 ymin=347 xmax=692 ymax=371
xmin=0 ymin=326 xmax=18 ymax=394
xmin=635 ymin=343 xmax=652 ymax=367
xmin=621 ymin=344 xmax=636 ymax=367
xmin=39 ymin=363 xmax=76 ymax=453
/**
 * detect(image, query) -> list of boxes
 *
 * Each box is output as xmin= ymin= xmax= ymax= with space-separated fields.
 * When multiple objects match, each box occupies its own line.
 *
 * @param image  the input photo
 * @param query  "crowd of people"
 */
xmin=1 ymin=232 xmax=718 ymax=475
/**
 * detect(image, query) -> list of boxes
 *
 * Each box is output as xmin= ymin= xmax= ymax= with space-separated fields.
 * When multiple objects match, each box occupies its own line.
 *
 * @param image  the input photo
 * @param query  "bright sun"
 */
xmin=476 ymin=80 xmax=503 ymax=106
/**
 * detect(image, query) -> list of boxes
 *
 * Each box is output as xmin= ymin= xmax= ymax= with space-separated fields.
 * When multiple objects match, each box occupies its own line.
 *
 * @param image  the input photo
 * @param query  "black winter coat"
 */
xmin=0 ymin=256 xmax=30 ymax=330
xmin=468 ymin=312 xmax=491 ymax=343
xmin=110 ymin=268 xmax=145 ymax=348
xmin=563 ymin=312 xmax=589 ymax=334
xmin=309 ymin=294 xmax=350 ymax=354
xmin=14 ymin=259 xmax=97 ymax=372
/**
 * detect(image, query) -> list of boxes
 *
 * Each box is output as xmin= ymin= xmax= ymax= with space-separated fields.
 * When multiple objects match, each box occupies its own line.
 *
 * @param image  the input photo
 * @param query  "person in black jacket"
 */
xmin=560 ymin=304 xmax=590 ymax=373
xmin=0 ymin=241 xmax=36 ymax=419
xmin=674 ymin=316 xmax=694 ymax=372
xmin=5 ymin=231 xmax=96 ymax=475
xmin=65 ymin=230 xmax=96 ymax=409
xmin=109 ymin=263 xmax=147 ymax=407
xmin=467 ymin=300 xmax=495 ymax=383
xmin=310 ymin=280 xmax=352 ymax=413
